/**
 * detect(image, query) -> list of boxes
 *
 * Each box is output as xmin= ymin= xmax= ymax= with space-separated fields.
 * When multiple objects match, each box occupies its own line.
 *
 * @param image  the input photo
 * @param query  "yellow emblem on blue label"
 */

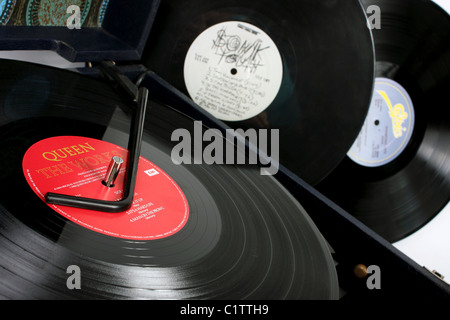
xmin=376 ymin=90 xmax=409 ymax=139
xmin=347 ymin=78 xmax=415 ymax=167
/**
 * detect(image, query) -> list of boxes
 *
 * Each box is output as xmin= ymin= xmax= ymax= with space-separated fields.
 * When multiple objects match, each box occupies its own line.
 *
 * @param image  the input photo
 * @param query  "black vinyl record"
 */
xmin=0 ymin=59 xmax=339 ymax=299
xmin=142 ymin=0 xmax=375 ymax=186
xmin=317 ymin=0 xmax=450 ymax=243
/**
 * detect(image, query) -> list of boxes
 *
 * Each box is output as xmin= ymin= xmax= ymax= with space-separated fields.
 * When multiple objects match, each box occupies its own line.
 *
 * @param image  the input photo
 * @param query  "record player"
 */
xmin=0 ymin=0 xmax=449 ymax=301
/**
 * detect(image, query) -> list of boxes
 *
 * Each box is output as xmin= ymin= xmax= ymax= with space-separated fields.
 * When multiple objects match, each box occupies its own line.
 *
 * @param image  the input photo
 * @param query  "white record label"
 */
xmin=184 ymin=21 xmax=283 ymax=122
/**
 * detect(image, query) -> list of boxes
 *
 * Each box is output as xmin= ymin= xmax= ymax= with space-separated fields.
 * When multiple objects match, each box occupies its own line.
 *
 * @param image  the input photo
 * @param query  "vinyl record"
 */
xmin=142 ymin=0 xmax=375 ymax=185
xmin=0 ymin=59 xmax=339 ymax=299
xmin=317 ymin=0 xmax=450 ymax=243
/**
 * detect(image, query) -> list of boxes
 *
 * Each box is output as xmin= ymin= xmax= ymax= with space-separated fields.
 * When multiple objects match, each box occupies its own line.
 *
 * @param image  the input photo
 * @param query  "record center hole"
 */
xmin=374 ymin=120 xmax=380 ymax=126
xmin=230 ymin=68 xmax=237 ymax=75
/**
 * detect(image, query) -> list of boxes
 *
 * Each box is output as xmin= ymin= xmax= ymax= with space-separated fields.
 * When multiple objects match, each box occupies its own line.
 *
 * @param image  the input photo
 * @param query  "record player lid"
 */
xmin=0 ymin=0 xmax=160 ymax=62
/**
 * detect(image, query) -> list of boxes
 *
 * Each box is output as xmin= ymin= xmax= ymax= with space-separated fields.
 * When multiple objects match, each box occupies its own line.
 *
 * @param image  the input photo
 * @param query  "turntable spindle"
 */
xmin=102 ymin=156 xmax=124 ymax=187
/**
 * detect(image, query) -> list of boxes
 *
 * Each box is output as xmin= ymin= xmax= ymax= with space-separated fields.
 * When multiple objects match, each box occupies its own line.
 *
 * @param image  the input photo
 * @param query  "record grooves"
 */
xmin=143 ymin=0 xmax=375 ymax=186
xmin=0 ymin=59 xmax=338 ymax=299
xmin=317 ymin=0 xmax=450 ymax=243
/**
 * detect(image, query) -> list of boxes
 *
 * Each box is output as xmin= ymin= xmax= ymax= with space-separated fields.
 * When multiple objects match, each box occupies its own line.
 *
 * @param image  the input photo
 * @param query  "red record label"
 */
xmin=22 ymin=136 xmax=189 ymax=240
